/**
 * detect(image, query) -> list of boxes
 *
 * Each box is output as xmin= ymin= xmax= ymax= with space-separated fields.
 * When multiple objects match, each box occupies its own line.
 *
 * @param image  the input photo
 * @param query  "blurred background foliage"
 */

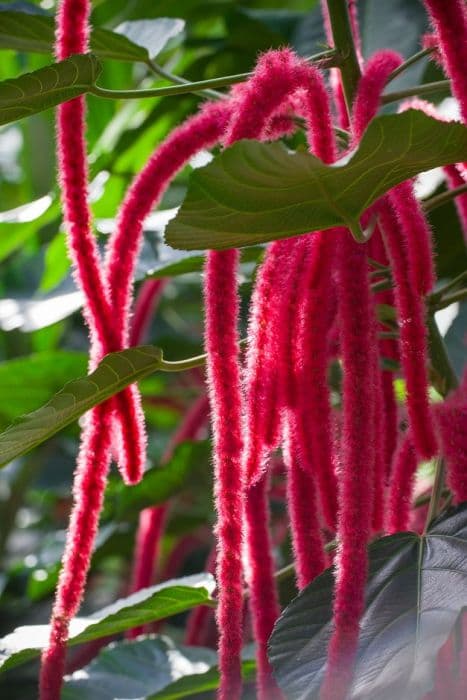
xmin=0 ymin=0 xmax=465 ymax=697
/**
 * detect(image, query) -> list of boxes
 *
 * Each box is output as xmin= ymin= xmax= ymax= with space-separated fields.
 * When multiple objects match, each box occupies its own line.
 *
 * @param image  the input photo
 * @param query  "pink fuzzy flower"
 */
xmin=245 ymin=474 xmax=283 ymax=699
xmin=283 ymin=416 xmax=327 ymax=589
xmin=435 ymin=386 xmax=467 ymax=502
xmin=386 ymin=432 xmax=418 ymax=533
xmin=39 ymin=405 xmax=113 ymax=700
xmin=423 ymin=0 xmax=467 ymax=124
xmin=445 ymin=164 xmax=467 ymax=243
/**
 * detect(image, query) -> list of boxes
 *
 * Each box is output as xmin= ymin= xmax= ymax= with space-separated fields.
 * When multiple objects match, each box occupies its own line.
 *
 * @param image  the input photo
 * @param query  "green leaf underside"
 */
xmin=165 ymin=111 xmax=467 ymax=250
xmin=269 ymin=504 xmax=467 ymax=700
xmin=0 ymin=53 xmax=101 ymax=126
xmin=0 ymin=12 xmax=184 ymax=63
xmin=0 ymin=574 xmax=215 ymax=674
xmin=62 ymin=636 xmax=255 ymax=700
xmin=0 ymin=345 xmax=162 ymax=469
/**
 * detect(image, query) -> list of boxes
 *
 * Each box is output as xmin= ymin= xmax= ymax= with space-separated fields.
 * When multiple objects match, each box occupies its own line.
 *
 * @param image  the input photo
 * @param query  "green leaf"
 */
xmin=62 ymin=636 xmax=255 ymax=700
xmin=0 ymin=194 xmax=59 ymax=262
xmin=269 ymin=504 xmax=467 ymax=700
xmin=0 ymin=11 xmax=185 ymax=63
xmin=0 ymin=53 xmax=101 ymax=126
xmin=0 ymin=351 xmax=87 ymax=429
xmin=0 ymin=278 xmax=83 ymax=332
xmin=0 ymin=574 xmax=215 ymax=674
xmin=0 ymin=345 xmax=163 ymax=469
xmin=165 ymin=111 xmax=467 ymax=250
xmin=109 ymin=440 xmax=210 ymax=519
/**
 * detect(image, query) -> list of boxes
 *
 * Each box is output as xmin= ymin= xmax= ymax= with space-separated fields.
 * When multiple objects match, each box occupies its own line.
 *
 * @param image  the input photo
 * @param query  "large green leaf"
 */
xmin=0 ymin=11 xmax=184 ymax=63
xmin=0 ymin=345 xmax=163 ymax=469
xmin=0 ymin=53 xmax=101 ymax=126
xmin=62 ymin=636 xmax=255 ymax=700
xmin=0 ymin=351 xmax=87 ymax=428
xmin=0 ymin=574 xmax=215 ymax=674
xmin=269 ymin=504 xmax=467 ymax=700
xmin=165 ymin=111 xmax=467 ymax=250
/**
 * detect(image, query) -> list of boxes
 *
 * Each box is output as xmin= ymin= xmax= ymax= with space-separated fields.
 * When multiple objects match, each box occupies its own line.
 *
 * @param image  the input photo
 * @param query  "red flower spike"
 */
xmin=423 ymin=0 xmax=467 ymax=124
xmin=245 ymin=474 xmax=283 ymax=700
xmin=129 ymin=279 xmax=168 ymax=347
xmin=283 ymin=416 xmax=327 ymax=589
xmin=386 ymin=433 xmax=418 ymax=534
xmin=204 ymin=248 xmax=244 ymax=700
xmin=39 ymin=405 xmax=113 ymax=700
xmin=378 ymin=200 xmax=438 ymax=460
xmin=382 ymin=369 xmax=399 ymax=476
xmin=445 ymin=164 xmax=467 ymax=243
xmin=436 ymin=387 xmax=467 ymax=503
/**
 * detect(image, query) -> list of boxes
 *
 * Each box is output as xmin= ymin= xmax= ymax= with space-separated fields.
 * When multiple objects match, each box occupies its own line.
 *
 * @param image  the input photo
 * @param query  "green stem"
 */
xmin=423 ymin=183 xmax=467 ymax=213
xmin=326 ymin=0 xmax=361 ymax=110
xmin=382 ymin=79 xmax=450 ymax=105
xmin=433 ymin=288 xmax=467 ymax=310
xmin=429 ymin=270 xmax=467 ymax=303
xmin=386 ymin=47 xmax=434 ymax=83
xmin=90 ymin=49 xmax=338 ymax=101
xmin=159 ymin=339 xmax=247 ymax=373
xmin=145 ymin=58 xmax=223 ymax=100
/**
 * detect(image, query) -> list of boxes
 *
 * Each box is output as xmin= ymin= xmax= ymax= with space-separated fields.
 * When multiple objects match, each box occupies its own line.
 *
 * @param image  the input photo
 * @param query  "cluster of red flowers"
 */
xmin=39 ymin=1 xmax=467 ymax=699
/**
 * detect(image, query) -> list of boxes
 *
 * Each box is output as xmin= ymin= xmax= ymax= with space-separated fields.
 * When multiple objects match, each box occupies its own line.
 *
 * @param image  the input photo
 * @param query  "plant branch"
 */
xmin=386 ymin=47 xmax=434 ymax=83
xmin=429 ymin=271 xmax=467 ymax=303
xmin=423 ymin=182 xmax=467 ymax=213
xmin=433 ymin=288 xmax=467 ymax=310
xmin=325 ymin=0 xmax=361 ymax=110
xmin=382 ymin=79 xmax=450 ymax=105
xmin=145 ymin=58 xmax=223 ymax=100
xmin=89 ymin=49 xmax=338 ymax=101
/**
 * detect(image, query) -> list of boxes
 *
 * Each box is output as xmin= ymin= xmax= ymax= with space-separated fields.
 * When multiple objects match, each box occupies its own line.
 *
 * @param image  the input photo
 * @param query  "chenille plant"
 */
xmin=0 ymin=1 xmax=466 ymax=700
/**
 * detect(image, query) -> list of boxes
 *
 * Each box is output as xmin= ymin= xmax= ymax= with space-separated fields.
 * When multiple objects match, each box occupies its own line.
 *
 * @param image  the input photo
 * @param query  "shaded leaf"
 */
xmin=0 ymin=345 xmax=163 ymax=469
xmin=165 ymin=111 xmax=467 ymax=250
xmin=0 ymin=194 xmax=58 ymax=262
xmin=0 ymin=351 xmax=87 ymax=428
xmin=0 ymin=574 xmax=215 ymax=673
xmin=115 ymin=18 xmax=185 ymax=59
xmin=62 ymin=636 xmax=255 ymax=700
xmin=0 ymin=53 xmax=101 ymax=126
xmin=0 ymin=278 xmax=83 ymax=332
xmin=269 ymin=504 xmax=467 ymax=700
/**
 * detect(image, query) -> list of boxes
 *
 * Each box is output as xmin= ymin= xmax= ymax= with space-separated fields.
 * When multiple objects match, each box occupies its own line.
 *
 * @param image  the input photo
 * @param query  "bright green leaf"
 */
xmin=0 ymin=574 xmax=215 ymax=674
xmin=0 ymin=53 xmax=101 ymax=126
xmin=0 ymin=345 xmax=163 ymax=469
xmin=165 ymin=111 xmax=467 ymax=250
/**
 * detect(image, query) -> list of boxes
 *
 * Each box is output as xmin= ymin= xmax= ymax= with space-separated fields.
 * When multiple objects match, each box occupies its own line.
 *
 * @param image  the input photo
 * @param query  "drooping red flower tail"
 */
xmin=105 ymin=100 xmax=233 ymax=349
xmin=386 ymin=432 xmax=418 ymax=534
xmin=378 ymin=200 xmax=438 ymax=460
xmin=445 ymin=164 xmax=467 ymax=243
xmin=283 ymin=416 xmax=326 ymax=589
xmin=319 ymin=229 xmax=377 ymax=700
xmin=204 ymin=247 xmax=244 ymax=700
xmin=435 ymin=386 xmax=467 ymax=503
xmin=129 ymin=279 xmax=168 ymax=346
xmin=129 ymin=394 xmax=209 ymax=609
xmin=39 ymin=405 xmax=113 ymax=700
xmin=244 ymin=473 xmax=283 ymax=699
xmin=423 ymin=0 xmax=467 ymax=124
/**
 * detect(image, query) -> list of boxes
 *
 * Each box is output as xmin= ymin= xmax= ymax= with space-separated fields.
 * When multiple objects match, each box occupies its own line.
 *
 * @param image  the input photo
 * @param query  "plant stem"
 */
xmin=433 ymin=288 xmax=467 ymax=310
xmin=145 ymin=59 xmax=223 ymax=100
xmin=386 ymin=47 xmax=434 ymax=83
xmin=326 ymin=0 xmax=361 ymax=110
xmin=382 ymin=79 xmax=450 ymax=105
xmin=424 ymin=316 xmax=459 ymax=530
xmin=423 ymin=182 xmax=467 ymax=213
xmin=429 ymin=270 xmax=467 ymax=303
xmin=90 ymin=49 xmax=338 ymax=101
xmin=159 ymin=339 xmax=247 ymax=373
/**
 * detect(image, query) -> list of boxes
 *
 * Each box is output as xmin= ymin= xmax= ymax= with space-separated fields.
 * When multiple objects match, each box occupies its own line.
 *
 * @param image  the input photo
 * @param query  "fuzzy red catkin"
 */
xmin=203 ymin=247 xmax=244 ymax=700
xmin=39 ymin=405 xmax=113 ymax=700
xmin=283 ymin=416 xmax=327 ymax=589
xmin=386 ymin=432 xmax=418 ymax=534
xmin=244 ymin=474 xmax=283 ymax=700
xmin=129 ymin=279 xmax=168 ymax=347
xmin=435 ymin=385 xmax=467 ymax=503
xmin=423 ymin=0 xmax=467 ymax=124
xmin=445 ymin=164 xmax=467 ymax=243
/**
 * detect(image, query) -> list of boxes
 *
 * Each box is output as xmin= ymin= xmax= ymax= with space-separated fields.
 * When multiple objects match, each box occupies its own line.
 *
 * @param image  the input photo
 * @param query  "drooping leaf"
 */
xmin=0 ymin=11 xmax=185 ymax=63
xmin=0 ymin=345 xmax=163 ymax=469
xmin=269 ymin=504 xmax=467 ymax=700
xmin=0 ymin=574 xmax=215 ymax=674
xmin=0 ymin=351 xmax=87 ymax=428
xmin=108 ymin=440 xmax=210 ymax=519
xmin=0 ymin=278 xmax=83 ymax=332
xmin=62 ymin=636 xmax=255 ymax=700
xmin=0 ymin=53 xmax=101 ymax=126
xmin=0 ymin=194 xmax=58 ymax=261
xmin=165 ymin=111 xmax=467 ymax=250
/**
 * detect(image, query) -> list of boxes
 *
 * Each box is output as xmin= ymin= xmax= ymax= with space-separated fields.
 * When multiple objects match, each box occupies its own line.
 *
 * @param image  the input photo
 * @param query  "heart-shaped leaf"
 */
xmin=62 ymin=636 xmax=255 ymax=700
xmin=0 ymin=574 xmax=215 ymax=674
xmin=269 ymin=504 xmax=467 ymax=700
xmin=0 ymin=53 xmax=101 ymax=126
xmin=0 ymin=345 xmax=163 ymax=469
xmin=165 ymin=111 xmax=467 ymax=250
